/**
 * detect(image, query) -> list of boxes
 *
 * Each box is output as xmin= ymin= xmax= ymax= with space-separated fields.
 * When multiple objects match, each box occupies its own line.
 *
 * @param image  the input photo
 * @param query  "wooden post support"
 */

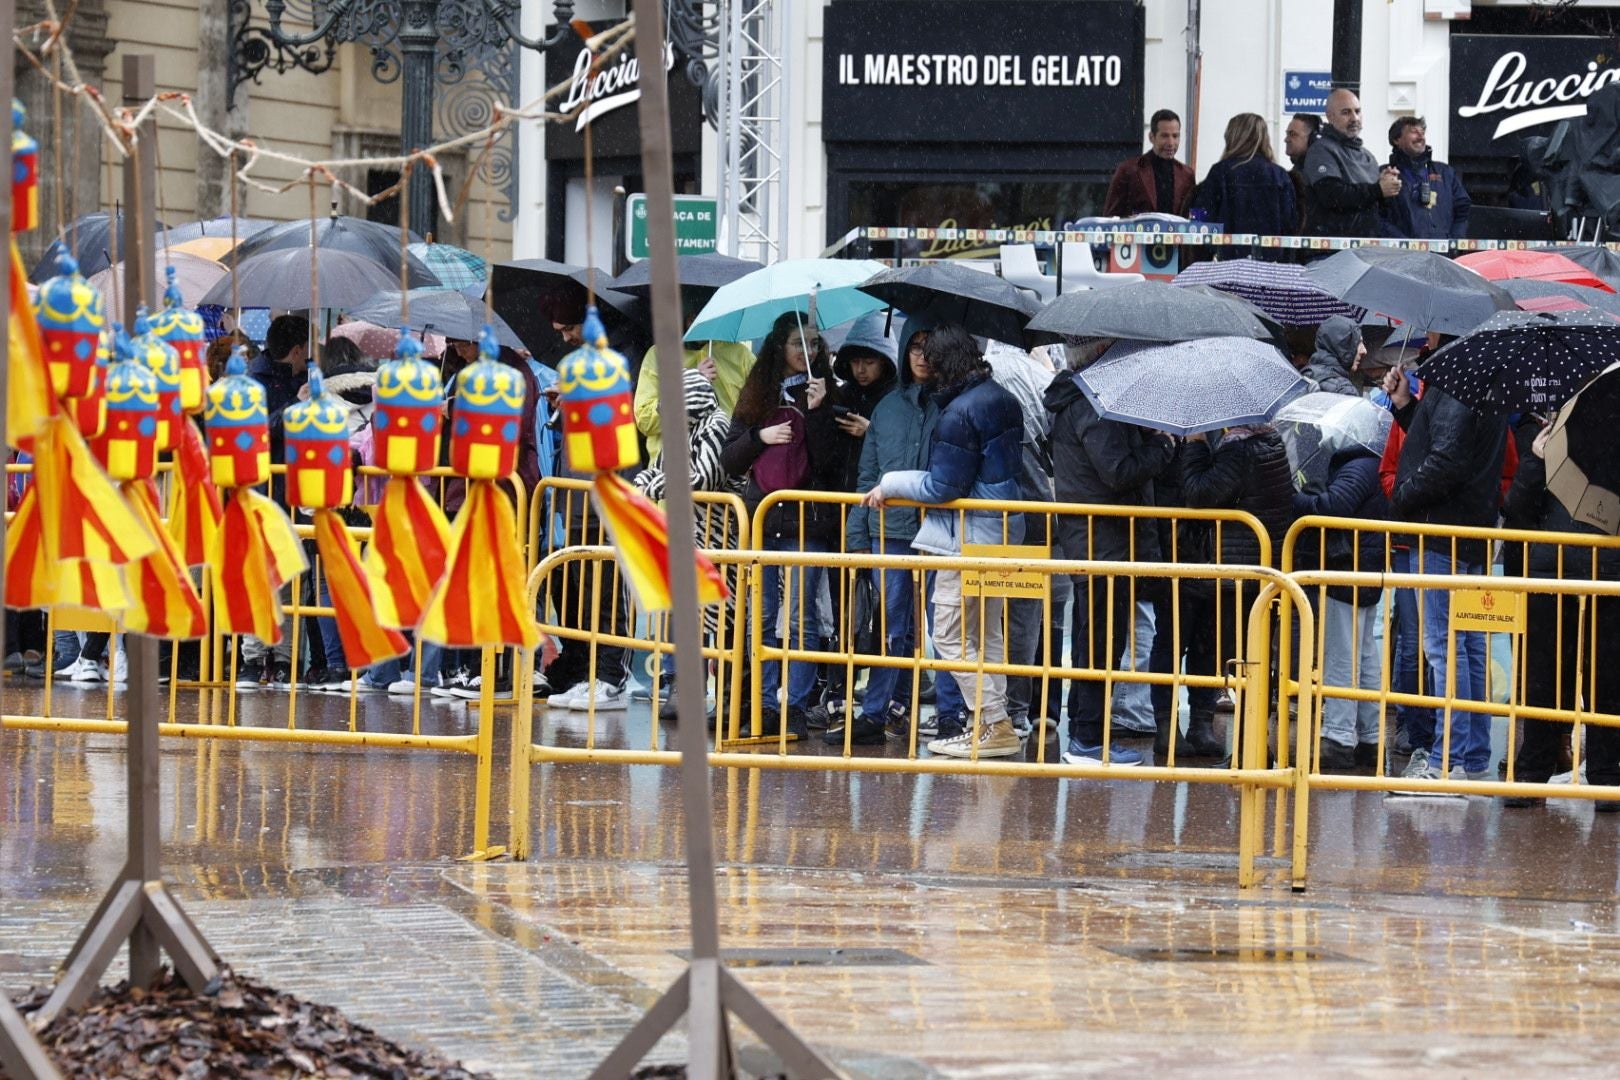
xmin=30 ymin=54 xmax=222 ymax=1032
xmin=588 ymin=5 xmax=839 ymax=1077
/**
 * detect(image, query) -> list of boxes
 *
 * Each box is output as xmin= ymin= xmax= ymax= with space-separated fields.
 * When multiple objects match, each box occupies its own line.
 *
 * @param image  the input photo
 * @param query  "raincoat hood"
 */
xmin=896 ymin=311 xmax=939 ymax=386
xmin=1311 ymin=315 xmax=1363 ymax=375
xmin=834 ymin=310 xmax=899 ymax=369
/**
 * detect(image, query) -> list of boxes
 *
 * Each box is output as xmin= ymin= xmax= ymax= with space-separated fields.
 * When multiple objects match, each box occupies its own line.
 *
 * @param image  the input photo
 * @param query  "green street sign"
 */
xmin=625 ymin=193 xmax=719 ymax=261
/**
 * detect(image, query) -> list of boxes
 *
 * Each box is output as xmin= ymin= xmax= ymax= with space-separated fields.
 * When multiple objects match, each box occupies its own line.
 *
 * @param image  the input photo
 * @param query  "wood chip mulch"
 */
xmin=13 ymin=967 xmax=494 ymax=1079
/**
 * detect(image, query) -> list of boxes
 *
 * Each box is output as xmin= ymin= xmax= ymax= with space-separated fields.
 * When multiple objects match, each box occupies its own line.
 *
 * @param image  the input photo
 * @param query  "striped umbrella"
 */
xmin=1172 ymin=258 xmax=1365 ymax=326
xmin=409 ymin=242 xmax=487 ymax=292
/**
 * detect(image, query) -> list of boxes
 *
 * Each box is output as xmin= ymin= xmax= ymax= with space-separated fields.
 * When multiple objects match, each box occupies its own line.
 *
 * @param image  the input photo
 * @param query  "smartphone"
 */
xmin=831 ymin=404 xmax=852 ymax=418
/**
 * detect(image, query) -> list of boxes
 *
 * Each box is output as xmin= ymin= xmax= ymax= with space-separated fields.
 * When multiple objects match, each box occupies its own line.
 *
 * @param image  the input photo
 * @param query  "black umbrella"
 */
xmin=1026 ymin=280 xmax=1275 ymax=344
xmin=857 ymin=262 xmax=1040 ymax=346
xmin=1545 ymin=244 xmax=1620 ymax=291
xmin=227 ymin=212 xmax=438 ymax=288
xmin=1544 ymin=360 xmax=1620 ymax=534
xmin=488 ymin=259 xmax=644 ymax=356
xmin=1418 ymin=309 xmax=1620 ymax=413
xmin=608 ymin=252 xmax=763 ymax=295
xmin=346 ymin=289 xmax=526 ymax=351
xmin=30 ymin=211 xmax=169 ymax=282
xmin=160 ymin=216 xmax=276 ymax=246
xmin=1178 ymin=284 xmax=1289 ymax=343
xmin=197 ymin=248 xmax=402 ymax=310
xmin=1498 ymin=278 xmax=1620 ymax=319
xmin=1305 ymin=247 xmax=1515 ymax=335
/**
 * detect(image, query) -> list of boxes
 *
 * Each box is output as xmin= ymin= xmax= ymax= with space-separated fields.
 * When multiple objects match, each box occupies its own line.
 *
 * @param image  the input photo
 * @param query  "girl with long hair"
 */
xmin=1191 ymin=112 xmax=1298 ymax=258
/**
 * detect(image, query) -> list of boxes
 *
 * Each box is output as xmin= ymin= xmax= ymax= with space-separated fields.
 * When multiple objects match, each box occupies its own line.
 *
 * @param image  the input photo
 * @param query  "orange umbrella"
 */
xmin=170 ymin=236 xmax=239 ymax=262
xmin=1457 ymin=249 xmax=1615 ymax=292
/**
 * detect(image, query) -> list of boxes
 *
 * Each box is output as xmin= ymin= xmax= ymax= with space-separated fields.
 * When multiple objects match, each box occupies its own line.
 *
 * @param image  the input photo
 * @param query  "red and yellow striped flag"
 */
xmin=7 ymin=240 xmax=53 ymax=451
xmin=209 ymin=487 xmax=306 ymax=643
xmin=313 ymin=509 xmax=409 ymax=667
xmin=419 ymin=481 xmax=537 ymax=649
xmin=592 ymin=472 xmax=728 ymax=613
xmin=121 ymin=479 xmax=206 ymax=638
xmin=362 ymin=477 xmax=450 ymax=629
xmin=168 ymin=417 xmax=223 ymax=567
xmin=4 ymin=484 xmax=130 ymax=613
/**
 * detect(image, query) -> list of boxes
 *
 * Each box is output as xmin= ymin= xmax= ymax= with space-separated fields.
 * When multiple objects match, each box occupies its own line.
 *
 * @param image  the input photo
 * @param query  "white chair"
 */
xmin=1058 ymin=242 xmax=1143 ymax=290
xmin=998 ymin=243 xmax=1057 ymax=301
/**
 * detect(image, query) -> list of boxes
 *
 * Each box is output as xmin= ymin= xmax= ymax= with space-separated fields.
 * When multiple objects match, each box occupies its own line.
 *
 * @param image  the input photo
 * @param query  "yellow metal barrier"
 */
xmin=1280 ymin=516 xmax=1620 ymax=891
xmin=510 ymin=545 xmax=1317 ymax=889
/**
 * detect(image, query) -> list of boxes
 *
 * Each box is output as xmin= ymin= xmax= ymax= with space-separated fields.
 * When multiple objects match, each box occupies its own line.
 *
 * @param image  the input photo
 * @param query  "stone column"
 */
xmin=194 ymin=0 xmax=247 ymax=219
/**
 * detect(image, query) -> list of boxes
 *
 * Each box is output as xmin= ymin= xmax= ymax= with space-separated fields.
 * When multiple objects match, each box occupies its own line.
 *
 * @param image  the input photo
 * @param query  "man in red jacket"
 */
xmin=1104 ymin=109 xmax=1195 ymax=217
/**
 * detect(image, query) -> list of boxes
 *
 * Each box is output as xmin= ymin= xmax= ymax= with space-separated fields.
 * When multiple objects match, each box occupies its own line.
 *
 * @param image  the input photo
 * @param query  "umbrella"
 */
xmin=409 ymin=241 xmax=487 ymax=292
xmin=1499 ymin=278 xmax=1620 ymax=319
xmin=1073 ymin=337 xmax=1306 ymax=436
xmin=1545 ymin=245 xmax=1620 ymax=290
xmin=608 ymin=252 xmax=763 ymax=295
xmin=88 ymin=251 xmax=226 ymax=308
xmin=1455 ymin=249 xmax=1614 ymax=292
xmin=1418 ymin=309 xmax=1620 ymax=413
xmin=329 ymin=318 xmax=446 ymax=360
xmin=685 ymin=258 xmax=889 ymax=342
xmin=345 ymin=288 xmax=526 ymax=351
xmin=171 ymin=236 xmax=243 ymax=263
xmin=1177 ymin=284 xmax=1290 ymax=343
xmin=228 ymin=212 xmax=438 ymax=287
xmin=856 ymin=262 xmax=1040 ymax=346
xmin=1273 ymin=392 xmax=1393 ymax=493
xmin=1305 ymin=247 xmax=1515 ymax=335
xmin=198 ymin=247 xmax=402 ymax=310
xmin=1172 ymin=258 xmax=1367 ymax=326
xmin=160 ymin=216 xmax=275 ymax=247
xmin=1027 ymin=281 xmax=1276 ymax=344
xmin=29 ymin=211 xmax=168 ymax=282
xmin=1544 ymin=361 xmax=1620 ymax=534
xmin=487 ymin=259 xmax=644 ymax=357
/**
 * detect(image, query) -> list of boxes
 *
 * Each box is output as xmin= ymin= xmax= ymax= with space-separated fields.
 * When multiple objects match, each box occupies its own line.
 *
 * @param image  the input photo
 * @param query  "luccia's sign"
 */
xmin=559 ymin=39 xmax=677 ymax=132
xmin=1452 ymin=35 xmax=1620 ymax=156
xmin=544 ymin=20 xmax=704 ymax=162
xmin=821 ymin=0 xmax=1143 ymax=145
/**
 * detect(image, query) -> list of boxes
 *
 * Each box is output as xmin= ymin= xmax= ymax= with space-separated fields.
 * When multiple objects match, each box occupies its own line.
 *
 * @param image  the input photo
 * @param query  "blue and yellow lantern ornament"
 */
xmin=149 ymin=265 xmax=208 ymax=412
xmin=89 ymin=327 xmax=160 ymax=482
xmin=11 ymin=100 xmax=37 ymax=234
xmin=373 ymin=335 xmax=443 ymax=475
xmin=34 ymin=255 xmax=104 ymax=401
xmin=420 ymin=326 xmax=535 ymax=649
xmin=555 ymin=307 xmax=727 ymax=612
xmin=204 ymin=346 xmax=269 ymax=490
xmin=129 ymin=309 xmax=183 ymax=452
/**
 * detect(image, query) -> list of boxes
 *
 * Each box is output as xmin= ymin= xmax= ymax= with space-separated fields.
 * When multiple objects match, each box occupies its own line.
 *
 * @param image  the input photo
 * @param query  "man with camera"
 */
xmin=1380 ymin=116 xmax=1472 ymax=240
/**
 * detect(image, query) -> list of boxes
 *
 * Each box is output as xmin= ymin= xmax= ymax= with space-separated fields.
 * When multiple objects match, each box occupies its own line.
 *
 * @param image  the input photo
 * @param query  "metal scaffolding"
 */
xmin=715 ymin=0 xmax=790 ymax=263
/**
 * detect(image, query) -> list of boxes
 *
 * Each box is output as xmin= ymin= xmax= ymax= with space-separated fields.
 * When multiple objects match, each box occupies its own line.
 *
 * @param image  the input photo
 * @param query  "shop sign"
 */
xmin=1451 ymin=35 xmax=1620 ymax=156
xmin=822 ymin=0 xmax=1143 ymax=144
xmin=545 ymin=21 xmax=704 ymax=161
xmin=625 ymin=194 xmax=718 ymax=261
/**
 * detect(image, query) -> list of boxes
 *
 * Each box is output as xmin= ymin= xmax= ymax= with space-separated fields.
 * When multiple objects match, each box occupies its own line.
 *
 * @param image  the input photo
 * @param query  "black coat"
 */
xmin=1501 ymin=454 xmax=1620 ymax=581
xmin=1290 ymin=448 xmax=1390 ymax=605
xmin=1180 ymin=429 xmax=1295 ymax=567
xmin=1192 ymin=156 xmax=1298 ymax=255
xmin=1045 ymin=372 xmax=1174 ymax=563
xmin=721 ymin=380 xmax=851 ymax=545
xmin=1390 ymin=387 xmax=1507 ymax=567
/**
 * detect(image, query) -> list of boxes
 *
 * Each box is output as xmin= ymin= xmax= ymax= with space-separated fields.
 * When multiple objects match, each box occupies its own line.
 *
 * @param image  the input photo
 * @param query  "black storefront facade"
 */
xmin=543 ymin=21 xmax=706 ymax=264
xmin=821 ymin=0 xmax=1145 ymax=256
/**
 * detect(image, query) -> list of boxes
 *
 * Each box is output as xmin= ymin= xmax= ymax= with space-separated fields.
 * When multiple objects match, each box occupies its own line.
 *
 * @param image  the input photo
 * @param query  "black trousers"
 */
xmin=1516 ymin=591 xmax=1620 ymax=786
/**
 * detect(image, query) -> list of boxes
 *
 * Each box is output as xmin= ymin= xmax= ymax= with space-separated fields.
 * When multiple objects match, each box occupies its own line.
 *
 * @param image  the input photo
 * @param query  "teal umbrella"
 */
xmin=684 ymin=258 xmax=888 ymax=342
xmin=409 ymin=241 xmax=487 ymax=292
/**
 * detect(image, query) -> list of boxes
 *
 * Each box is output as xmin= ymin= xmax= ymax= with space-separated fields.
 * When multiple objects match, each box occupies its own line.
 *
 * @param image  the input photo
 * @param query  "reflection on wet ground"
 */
xmin=5 ymin=684 xmax=1620 ymax=1076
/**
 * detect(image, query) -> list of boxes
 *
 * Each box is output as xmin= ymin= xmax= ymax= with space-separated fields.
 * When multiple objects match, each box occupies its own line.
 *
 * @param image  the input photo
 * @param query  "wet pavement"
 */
xmin=5 ymin=683 xmax=1620 ymax=1076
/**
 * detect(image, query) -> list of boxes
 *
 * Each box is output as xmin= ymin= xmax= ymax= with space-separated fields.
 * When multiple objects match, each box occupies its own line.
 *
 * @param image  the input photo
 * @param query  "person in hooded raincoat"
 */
xmin=1299 ymin=316 xmax=1366 ymax=397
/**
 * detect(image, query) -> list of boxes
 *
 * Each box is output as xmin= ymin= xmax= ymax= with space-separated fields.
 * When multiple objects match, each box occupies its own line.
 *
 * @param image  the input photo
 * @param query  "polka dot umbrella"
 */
xmin=1417 ymin=309 xmax=1620 ymax=414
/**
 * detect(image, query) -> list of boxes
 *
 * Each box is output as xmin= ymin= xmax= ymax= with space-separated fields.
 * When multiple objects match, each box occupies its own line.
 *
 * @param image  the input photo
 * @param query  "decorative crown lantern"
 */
xmin=129 ymin=309 xmax=183 ymax=451
xmin=89 ymin=326 xmax=161 ymax=482
xmin=283 ymin=365 xmax=353 ymax=509
xmin=68 ymin=330 xmax=111 ymax=439
xmin=204 ymin=346 xmax=270 ymax=489
xmin=149 ymin=266 xmax=208 ymax=412
xmin=450 ymin=326 xmax=525 ymax=480
xmin=11 ymin=100 xmax=37 ymax=234
xmin=373 ymin=334 xmax=444 ymax=475
xmin=556 ymin=310 xmax=637 ymax=474
xmin=33 ymin=255 xmax=105 ymax=400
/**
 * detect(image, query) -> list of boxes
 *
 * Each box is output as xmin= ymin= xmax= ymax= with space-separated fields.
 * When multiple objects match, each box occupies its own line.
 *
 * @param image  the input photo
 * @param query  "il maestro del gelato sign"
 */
xmin=1451 ymin=35 xmax=1620 ymax=156
xmin=821 ymin=0 xmax=1143 ymax=144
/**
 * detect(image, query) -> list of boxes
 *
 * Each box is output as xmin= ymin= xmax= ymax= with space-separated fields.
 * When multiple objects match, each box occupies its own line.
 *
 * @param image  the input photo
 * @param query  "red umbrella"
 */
xmin=1457 ymin=249 xmax=1616 ymax=292
xmin=1514 ymin=295 xmax=1620 ymax=322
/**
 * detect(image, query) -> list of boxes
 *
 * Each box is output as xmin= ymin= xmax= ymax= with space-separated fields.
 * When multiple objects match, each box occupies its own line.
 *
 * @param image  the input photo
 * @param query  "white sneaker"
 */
xmin=110 ymin=652 xmax=128 ymax=687
xmin=554 ymin=680 xmax=626 ymax=711
xmin=71 ymin=659 xmax=106 ymax=684
xmin=337 ymin=677 xmax=389 ymax=694
xmin=387 ymin=679 xmax=418 ymax=696
xmin=53 ymin=656 xmax=90 ymax=681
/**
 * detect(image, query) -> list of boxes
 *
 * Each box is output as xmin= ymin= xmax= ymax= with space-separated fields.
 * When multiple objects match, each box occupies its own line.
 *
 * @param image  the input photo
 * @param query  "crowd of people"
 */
xmin=1104 ymin=89 xmax=1472 ymax=246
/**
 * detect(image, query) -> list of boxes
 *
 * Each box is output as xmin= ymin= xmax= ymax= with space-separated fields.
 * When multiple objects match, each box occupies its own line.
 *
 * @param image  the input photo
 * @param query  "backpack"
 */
xmin=751 ymin=405 xmax=810 ymax=493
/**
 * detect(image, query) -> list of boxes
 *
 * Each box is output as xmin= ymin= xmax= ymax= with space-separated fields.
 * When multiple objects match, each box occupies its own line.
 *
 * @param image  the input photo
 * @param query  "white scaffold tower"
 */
xmin=715 ymin=0 xmax=790 ymax=263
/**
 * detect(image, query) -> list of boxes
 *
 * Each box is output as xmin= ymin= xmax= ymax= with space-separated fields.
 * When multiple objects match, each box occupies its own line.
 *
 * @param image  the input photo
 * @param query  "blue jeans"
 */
xmin=364 ymin=641 xmax=447 ymax=687
xmin=759 ymin=535 xmax=827 ymax=710
xmin=862 ymin=538 xmax=965 ymax=721
xmin=1390 ymin=548 xmax=1434 ymax=747
xmin=315 ymin=576 xmax=346 ymax=672
xmin=1420 ymin=549 xmax=1491 ymax=772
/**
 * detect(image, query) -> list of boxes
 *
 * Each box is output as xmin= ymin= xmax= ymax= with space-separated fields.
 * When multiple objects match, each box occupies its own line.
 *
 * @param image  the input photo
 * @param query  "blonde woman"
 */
xmin=1191 ymin=112 xmax=1297 ymax=258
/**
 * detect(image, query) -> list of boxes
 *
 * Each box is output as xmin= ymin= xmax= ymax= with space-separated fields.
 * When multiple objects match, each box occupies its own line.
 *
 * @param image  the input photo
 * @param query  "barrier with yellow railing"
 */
xmin=1 ymin=462 xmax=530 ymax=859
xmin=511 ymin=544 xmax=1316 ymax=888
xmin=1280 ymin=516 xmax=1620 ymax=891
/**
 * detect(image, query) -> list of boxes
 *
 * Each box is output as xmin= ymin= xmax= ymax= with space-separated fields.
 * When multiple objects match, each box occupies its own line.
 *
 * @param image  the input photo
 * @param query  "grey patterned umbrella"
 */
xmin=1073 ymin=337 xmax=1307 ymax=436
xmin=227 ymin=213 xmax=438 ymax=287
xmin=1028 ymin=281 xmax=1275 ymax=344
xmin=1305 ymin=247 xmax=1515 ymax=335
xmin=1418 ymin=309 xmax=1620 ymax=413
xmin=1498 ymin=278 xmax=1620 ymax=319
xmin=197 ymin=248 xmax=401 ymax=310
xmin=1172 ymin=258 xmax=1366 ymax=326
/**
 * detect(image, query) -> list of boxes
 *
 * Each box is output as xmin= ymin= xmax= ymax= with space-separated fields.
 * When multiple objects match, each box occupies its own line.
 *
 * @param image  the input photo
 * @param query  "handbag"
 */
xmin=850 ymin=571 xmax=881 ymax=657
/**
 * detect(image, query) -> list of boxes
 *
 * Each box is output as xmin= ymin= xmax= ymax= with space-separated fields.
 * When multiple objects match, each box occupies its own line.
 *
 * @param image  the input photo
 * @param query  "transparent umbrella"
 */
xmin=1273 ymin=392 xmax=1393 ymax=493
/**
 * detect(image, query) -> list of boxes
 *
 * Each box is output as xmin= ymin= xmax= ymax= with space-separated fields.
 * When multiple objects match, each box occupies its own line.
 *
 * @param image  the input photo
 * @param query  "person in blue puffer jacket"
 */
xmin=861 ymin=323 xmax=1026 ymax=760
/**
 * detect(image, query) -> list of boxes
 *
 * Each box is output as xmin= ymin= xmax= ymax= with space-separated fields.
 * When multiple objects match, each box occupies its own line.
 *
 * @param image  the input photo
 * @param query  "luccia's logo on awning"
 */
xmin=560 ymin=40 xmax=676 ymax=132
xmin=1458 ymin=51 xmax=1620 ymax=140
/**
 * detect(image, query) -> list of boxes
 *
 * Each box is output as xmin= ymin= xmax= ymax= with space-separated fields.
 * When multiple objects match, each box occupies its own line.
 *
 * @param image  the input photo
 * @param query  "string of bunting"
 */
xmin=836 ymin=225 xmax=1620 ymax=255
